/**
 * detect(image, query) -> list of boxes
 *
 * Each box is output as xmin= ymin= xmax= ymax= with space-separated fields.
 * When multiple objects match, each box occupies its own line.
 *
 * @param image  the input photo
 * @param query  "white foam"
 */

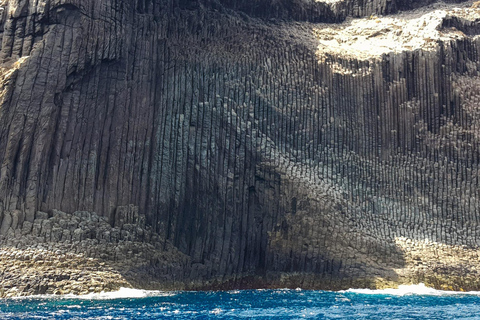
xmin=12 ymin=287 xmax=175 ymax=300
xmin=341 ymin=283 xmax=480 ymax=296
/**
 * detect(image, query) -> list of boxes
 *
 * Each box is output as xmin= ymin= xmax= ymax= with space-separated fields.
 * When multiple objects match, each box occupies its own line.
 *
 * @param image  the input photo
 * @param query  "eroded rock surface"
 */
xmin=0 ymin=0 xmax=479 ymax=295
xmin=0 ymin=208 xmax=189 ymax=297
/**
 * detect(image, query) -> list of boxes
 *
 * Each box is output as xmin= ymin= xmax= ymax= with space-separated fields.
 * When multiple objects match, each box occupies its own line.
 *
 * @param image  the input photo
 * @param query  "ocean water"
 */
xmin=1 ymin=284 xmax=480 ymax=319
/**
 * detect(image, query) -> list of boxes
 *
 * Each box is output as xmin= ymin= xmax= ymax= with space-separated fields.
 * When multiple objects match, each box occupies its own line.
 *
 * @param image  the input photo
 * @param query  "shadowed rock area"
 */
xmin=0 ymin=0 xmax=479 ymax=296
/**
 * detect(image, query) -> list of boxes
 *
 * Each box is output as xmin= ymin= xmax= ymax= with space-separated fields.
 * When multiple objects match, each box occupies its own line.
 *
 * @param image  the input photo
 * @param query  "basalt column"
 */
xmin=0 ymin=0 xmax=479 ymax=290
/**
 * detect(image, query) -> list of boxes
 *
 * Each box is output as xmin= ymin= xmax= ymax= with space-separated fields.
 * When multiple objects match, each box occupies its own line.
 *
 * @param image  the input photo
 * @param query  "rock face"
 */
xmin=0 ymin=0 xmax=479 ymax=294
xmin=0 ymin=209 xmax=189 ymax=297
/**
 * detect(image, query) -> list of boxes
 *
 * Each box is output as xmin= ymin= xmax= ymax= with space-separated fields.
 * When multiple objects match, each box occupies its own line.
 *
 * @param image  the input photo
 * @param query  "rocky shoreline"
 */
xmin=2 ymin=209 xmax=480 ymax=297
xmin=0 ymin=208 xmax=189 ymax=298
xmin=0 ymin=246 xmax=129 ymax=297
xmin=0 ymin=0 xmax=480 ymax=298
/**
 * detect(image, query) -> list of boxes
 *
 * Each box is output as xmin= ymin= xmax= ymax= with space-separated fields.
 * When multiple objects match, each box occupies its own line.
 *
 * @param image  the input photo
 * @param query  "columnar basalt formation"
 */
xmin=0 ymin=0 xmax=479 ymax=295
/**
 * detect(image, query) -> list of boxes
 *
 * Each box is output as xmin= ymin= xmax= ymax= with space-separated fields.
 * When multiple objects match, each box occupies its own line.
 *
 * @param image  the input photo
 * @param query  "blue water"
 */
xmin=1 ymin=285 xmax=480 ymax=319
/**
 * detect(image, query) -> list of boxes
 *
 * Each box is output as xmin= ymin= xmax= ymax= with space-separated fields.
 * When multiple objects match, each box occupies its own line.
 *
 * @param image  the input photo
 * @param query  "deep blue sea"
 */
xmin=1 ymin=284 xmax=480 ymax=319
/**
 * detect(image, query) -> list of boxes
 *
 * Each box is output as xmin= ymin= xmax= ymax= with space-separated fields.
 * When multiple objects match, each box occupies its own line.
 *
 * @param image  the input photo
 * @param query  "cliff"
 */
xmin=0 ymin=0 xmax=479 ymax=296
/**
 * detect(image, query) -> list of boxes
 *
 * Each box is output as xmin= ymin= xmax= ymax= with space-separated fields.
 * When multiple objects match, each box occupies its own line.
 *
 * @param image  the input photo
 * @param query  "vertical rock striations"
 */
xmin=0 ymin=0 xmax=479 ymax=293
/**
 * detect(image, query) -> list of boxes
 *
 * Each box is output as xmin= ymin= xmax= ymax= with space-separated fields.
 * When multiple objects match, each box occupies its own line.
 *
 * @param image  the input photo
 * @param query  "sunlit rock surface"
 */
xmin=0 ymin=0 xmax=479 ymax=295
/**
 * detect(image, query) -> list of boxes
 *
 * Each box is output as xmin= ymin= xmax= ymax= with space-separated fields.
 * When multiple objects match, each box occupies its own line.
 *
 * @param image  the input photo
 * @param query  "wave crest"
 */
xmin=12 ymin=287 xmax=175 ymax=300
xmin=341 ymin=283 xmax=480 ymax=296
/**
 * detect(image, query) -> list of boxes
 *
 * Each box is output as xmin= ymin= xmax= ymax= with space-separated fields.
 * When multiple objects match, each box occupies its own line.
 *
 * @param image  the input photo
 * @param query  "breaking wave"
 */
xmin=342 ymin=283 xmax=480 ymax=296
xmin=12 ymin=287 xmax=175 ymax=300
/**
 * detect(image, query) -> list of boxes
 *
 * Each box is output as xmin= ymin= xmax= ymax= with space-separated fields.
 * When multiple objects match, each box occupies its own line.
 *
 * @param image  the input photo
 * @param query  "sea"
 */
xmin=1 ymin=284 xmax=479 ymax=319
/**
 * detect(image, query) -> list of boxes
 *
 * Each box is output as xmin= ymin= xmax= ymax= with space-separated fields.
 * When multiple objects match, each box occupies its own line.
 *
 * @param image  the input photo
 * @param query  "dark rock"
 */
xmin=0 ymin=0 xmax=478 ymax=292
xmin=21 ymin=222 xmax=33 ymax=235
xmin=35 ymin=212 xmax=49 ymax=220
xmin=0 ymin=213 xmax=12 ymax=236
xmin=114 ymin=205 xmax=140 ymax=229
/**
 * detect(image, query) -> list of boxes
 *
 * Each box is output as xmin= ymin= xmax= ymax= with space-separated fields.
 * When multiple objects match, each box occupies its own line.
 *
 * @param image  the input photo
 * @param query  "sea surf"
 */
xmin=1 ymin=284 xmax=479 ymax=319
